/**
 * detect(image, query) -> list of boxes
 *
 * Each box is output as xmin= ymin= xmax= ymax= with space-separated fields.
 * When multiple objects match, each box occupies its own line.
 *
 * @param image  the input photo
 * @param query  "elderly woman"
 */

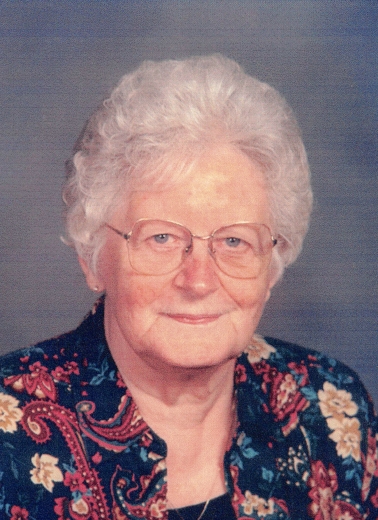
xmin=0 ymin=55 xmax=377 ymax=520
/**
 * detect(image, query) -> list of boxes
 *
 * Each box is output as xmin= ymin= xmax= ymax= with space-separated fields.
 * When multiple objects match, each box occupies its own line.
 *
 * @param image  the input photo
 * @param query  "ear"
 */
xmin=78 ymin=256 xmax=105 ymax=292
xmin=264 ymin=286 xmax=272 ymax=303
xmin=264 ymin=265 xmax=281 ymax=303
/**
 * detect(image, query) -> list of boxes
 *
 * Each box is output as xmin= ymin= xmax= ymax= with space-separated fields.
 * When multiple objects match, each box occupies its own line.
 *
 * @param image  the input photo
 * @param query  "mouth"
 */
xmin=162 ymin=313 xmax=222 ymax=325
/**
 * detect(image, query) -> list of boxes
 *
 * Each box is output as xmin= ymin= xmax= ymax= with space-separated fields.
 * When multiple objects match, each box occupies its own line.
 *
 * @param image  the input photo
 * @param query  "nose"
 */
xmin=173 ymin=238 xmax=220 ymax=297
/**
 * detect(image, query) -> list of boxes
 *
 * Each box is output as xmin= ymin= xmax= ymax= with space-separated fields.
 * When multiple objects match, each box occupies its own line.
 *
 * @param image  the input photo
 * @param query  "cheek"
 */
xmin=98 ymin=242 xmax=166 ymax=309
xmin=222 ymin=275 xmax=271 ymax=310
xmin=122 ymin=279 xmax=162 ymax=309
xmin=113 ymin=273 xmax=175 ymax=317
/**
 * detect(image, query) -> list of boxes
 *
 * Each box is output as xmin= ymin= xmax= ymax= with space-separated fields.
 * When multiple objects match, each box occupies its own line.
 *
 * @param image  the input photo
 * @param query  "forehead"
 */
xmin=113 ymin=144 xmax=270 ymax=230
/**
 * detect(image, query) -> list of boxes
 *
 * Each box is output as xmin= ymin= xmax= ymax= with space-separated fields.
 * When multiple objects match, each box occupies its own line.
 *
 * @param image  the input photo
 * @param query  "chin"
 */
xmin=131 ymin=314 xmax=254 ymax=370
xmin=142 ymin=338 xmax=241 ymax=371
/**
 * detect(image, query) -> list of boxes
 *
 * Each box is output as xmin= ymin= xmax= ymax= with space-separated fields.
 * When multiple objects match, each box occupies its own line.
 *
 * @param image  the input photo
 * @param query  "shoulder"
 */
xmin=1 ymin=297 xmax=105 ymax=361
xmin=237 ymin=334 xmax=377 ymax=437
xmin=244 ymin=334 xmax=372 ymax=401
xmin=0 ymin=299 xmax=120 ymax=516
xmin=0 ymin=298 xmax=108 ymax=402
xmin=236 ymin=336 xmax=378 ymax=515
xmin=266 ymin=336 xmax=374 ymax=409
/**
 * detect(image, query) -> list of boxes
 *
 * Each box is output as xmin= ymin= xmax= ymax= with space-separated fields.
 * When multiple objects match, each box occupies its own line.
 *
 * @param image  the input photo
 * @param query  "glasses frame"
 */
xmin=105 ymin=218 xmax=277 ymax=279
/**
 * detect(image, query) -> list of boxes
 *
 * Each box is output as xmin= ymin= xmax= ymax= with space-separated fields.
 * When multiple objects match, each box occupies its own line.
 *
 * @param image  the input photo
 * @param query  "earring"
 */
xmin=93 ymin=286 xmax=100 ymax=292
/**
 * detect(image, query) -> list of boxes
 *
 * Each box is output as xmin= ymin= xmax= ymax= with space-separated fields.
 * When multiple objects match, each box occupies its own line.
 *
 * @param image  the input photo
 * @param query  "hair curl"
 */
xmin=63 ymin=54 xmax=312 ymax=279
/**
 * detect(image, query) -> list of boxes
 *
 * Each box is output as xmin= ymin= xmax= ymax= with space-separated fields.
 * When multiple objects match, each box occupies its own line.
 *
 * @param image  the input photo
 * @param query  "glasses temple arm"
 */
xmin=105 ymin=223 xmax=130 ymax=241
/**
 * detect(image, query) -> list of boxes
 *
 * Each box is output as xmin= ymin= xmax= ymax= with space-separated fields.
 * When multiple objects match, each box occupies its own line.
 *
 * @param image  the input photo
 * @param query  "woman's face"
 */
xmin=82 ymin=144 xmax=276 ymax=371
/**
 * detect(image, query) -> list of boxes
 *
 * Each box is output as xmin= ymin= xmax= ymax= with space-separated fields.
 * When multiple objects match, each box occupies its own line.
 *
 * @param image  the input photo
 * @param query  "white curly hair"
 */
xmin=63 ymin=54 xmax=312 ymax=280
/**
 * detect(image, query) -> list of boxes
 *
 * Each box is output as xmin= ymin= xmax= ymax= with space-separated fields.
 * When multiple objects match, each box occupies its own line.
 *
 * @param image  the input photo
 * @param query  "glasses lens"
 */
xmin=212 ymin=224 xmax=274 ymax=278
xmin=127 ymin=220 xmax=190 ymax=275
xmin=125 ymin=220 xmax=274 ymax=278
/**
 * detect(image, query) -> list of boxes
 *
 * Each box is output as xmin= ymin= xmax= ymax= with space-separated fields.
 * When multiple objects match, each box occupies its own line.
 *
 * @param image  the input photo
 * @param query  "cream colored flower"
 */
xmin=242 ymin=491 xmax=261 ymax=515
xmin=0 ymin=393 xmax=23 ymax=433
xmin=276 ymin=373 xmax=298 ymax=408
xmin=72 ymin=498 xmax=90 ymax=515
xmin=30 ymin=453 xmax=64 ymax=492
xmin=246 ymin=335 xmax=276 ymax=364
xmin=242 ymin=491 xmax=274 ymax=517
xmin=337 ymin=513 xmax=353 ymax=520
xmin=131 ymin=408 xmax=143 ymax=426
xmin=327 ymin=417 xmax=362 ymax=462
xmin=148 ymin=451 xmax=166 ymax=473
xmin=150 ymin=498 xmax=166 ymax=518
xmin=318 ymin=382 xmax=358 ymax=420
xmin=257 ymin=498 xmax=275 ymax=516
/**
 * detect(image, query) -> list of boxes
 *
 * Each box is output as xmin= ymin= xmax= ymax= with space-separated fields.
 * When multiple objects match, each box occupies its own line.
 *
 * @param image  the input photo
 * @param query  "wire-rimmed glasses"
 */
xmin=106 ymin=218 xmax=277 ymax=279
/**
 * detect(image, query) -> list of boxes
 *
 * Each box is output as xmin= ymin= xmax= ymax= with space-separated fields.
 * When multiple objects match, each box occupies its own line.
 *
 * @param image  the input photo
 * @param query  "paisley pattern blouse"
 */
xmin=0 ymin=298 xmax=377 ymax=520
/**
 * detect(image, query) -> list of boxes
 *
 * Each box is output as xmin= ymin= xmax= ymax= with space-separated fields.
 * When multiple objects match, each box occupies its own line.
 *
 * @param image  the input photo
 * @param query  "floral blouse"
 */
xmin=0 ymin=298 xmax=377 ymax=520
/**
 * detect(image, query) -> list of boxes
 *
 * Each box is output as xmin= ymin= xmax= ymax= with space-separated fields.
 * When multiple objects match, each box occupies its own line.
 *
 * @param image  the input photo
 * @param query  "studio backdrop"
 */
xmin=1 ymin=1 xmax=377 ymax=403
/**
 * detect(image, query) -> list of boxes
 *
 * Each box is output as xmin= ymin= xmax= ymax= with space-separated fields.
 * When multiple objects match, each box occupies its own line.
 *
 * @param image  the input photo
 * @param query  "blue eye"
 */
xmin=153 ymin=234 xmax=170 ymax=244
xmin=225 ymin=237 xmax=241 ymax=247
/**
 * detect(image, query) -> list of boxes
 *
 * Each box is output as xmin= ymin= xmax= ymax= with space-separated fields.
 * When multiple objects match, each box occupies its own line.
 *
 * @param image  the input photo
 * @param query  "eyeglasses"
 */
xmin=106 ymin=218 xmax=277 ymax=279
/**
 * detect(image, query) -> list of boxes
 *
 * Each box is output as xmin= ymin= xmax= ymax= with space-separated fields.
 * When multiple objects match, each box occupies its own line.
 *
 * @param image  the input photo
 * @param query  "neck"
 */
xmin=121 ymin=355 xmax=236 ymax=508
xmin=106 ymin=315 xmax=237 ymax=508
xmin=116 ymin=346 xmax=236 ymax=431
xmin=106 ymin=320 xmax=235 ymax=433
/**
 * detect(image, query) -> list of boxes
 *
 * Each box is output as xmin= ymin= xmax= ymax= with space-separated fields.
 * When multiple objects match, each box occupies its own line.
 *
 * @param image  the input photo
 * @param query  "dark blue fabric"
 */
xmin=168 ymin=493 xmax=236 ymax=519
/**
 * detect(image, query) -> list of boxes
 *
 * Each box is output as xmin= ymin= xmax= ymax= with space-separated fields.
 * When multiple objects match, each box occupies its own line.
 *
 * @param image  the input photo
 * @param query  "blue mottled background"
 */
xmin=1 ymin=1 xmax=377 ymax=403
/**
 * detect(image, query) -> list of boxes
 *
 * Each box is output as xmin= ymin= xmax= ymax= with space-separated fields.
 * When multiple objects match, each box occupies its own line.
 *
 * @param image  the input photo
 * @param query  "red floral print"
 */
xmin=54 ymin=495 xmax=99 ymax=520
xmin=371 ymin=488 xmax=378 ymax=508
xmin=235 ymin=363 xmax=247 ymax=384
xmin=63 ymin=470 xmax=88 ymax=494
xmin=308 ymin=461 xmax=338 ymax=519
xmin=10 ymin=505 xmax=29 ymax=520
xmin=255 ymin=361 xmax=310 ymax=435
xmin=4 ymin=361 xmax=57 ymax=401
xmin=333 ymin=501 xmax=363 ymax=519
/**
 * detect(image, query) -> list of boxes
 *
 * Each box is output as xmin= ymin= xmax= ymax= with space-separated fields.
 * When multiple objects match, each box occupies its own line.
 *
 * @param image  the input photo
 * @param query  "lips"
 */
xmin=163 ymin=313 xmax=222 ymax=324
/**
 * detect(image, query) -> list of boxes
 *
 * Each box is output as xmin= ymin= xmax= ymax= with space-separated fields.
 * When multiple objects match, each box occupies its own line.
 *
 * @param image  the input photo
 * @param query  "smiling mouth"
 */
xmin=163 ymin=313 xmax=222 ymax=324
